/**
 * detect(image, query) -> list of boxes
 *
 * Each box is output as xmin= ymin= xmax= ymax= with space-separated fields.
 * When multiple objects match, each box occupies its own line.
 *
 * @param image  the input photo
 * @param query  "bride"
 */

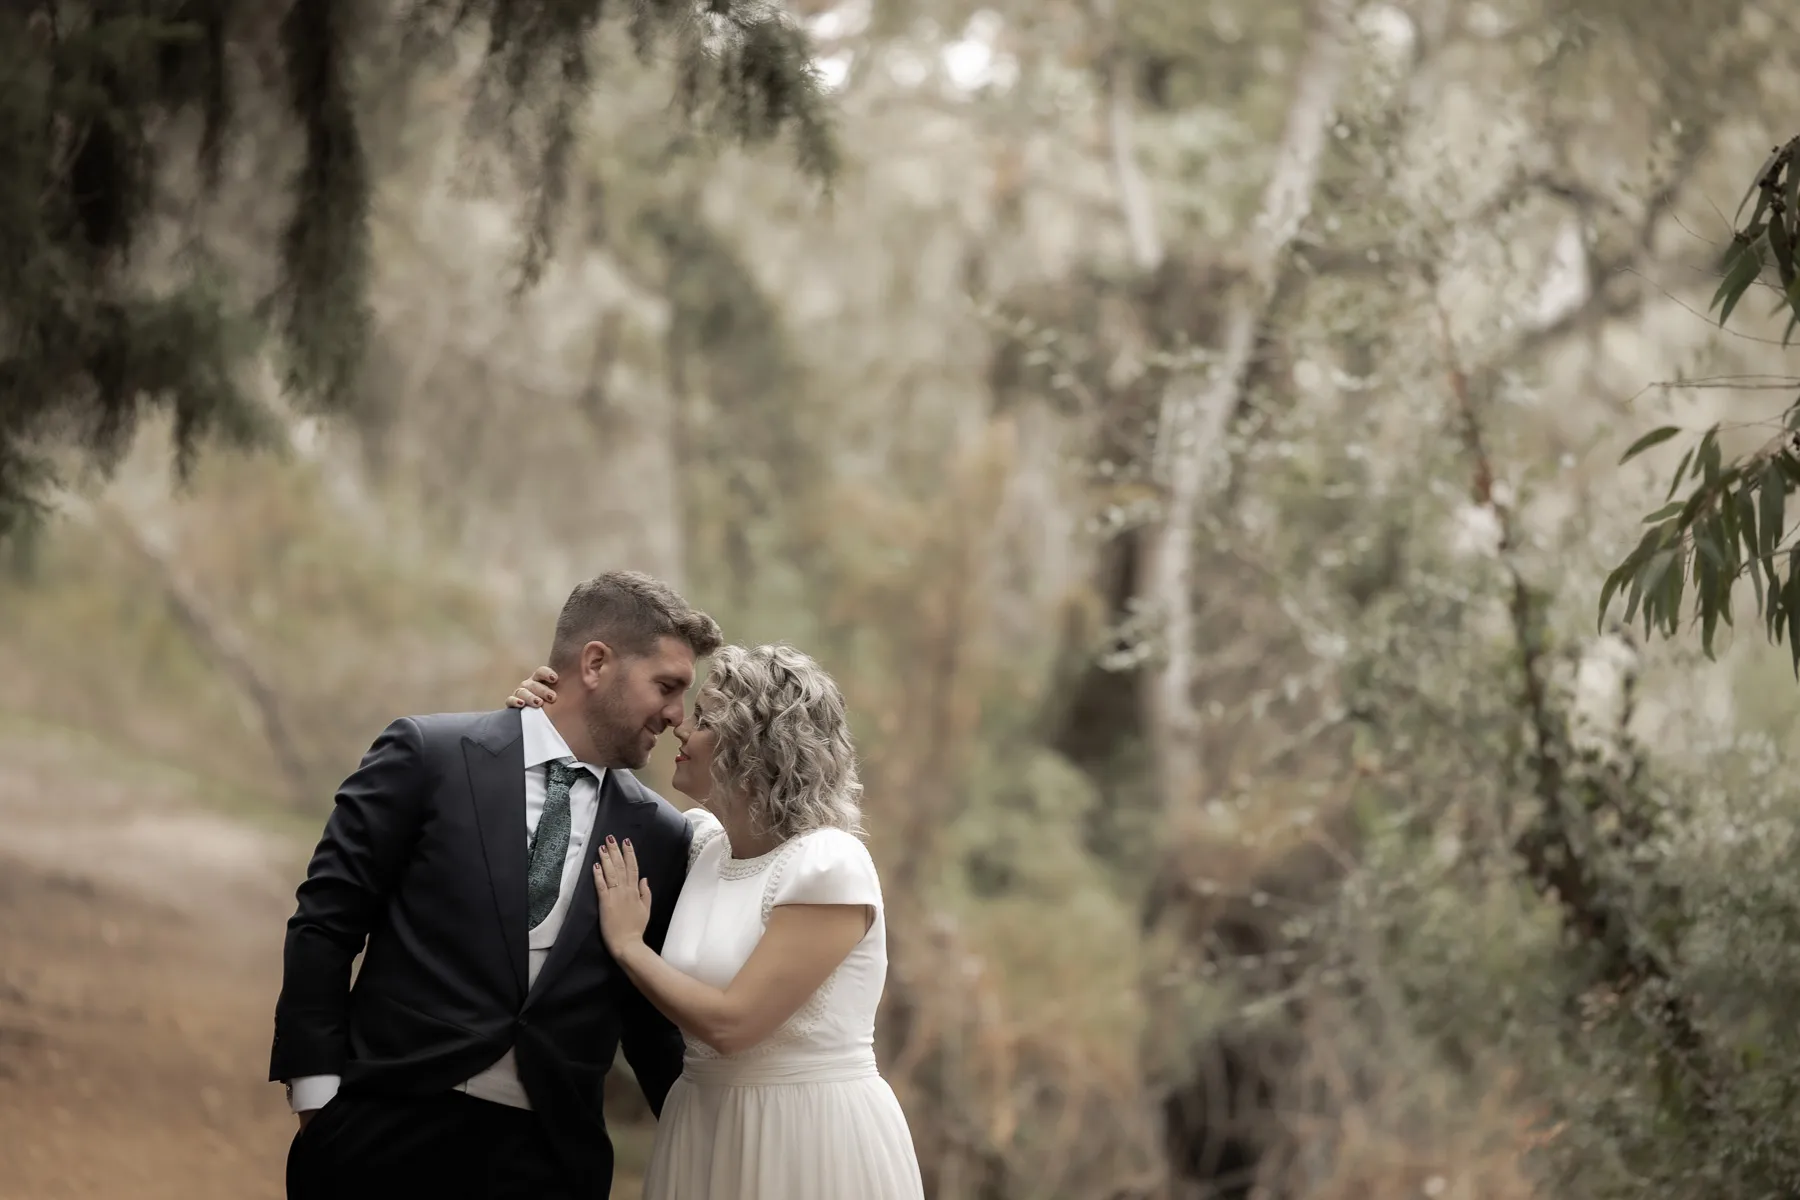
xmin=509 ymin=643 xmax=924 ymax=1200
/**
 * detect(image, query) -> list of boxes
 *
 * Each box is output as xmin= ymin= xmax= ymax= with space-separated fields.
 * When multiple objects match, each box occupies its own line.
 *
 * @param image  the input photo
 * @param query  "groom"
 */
xmin=271 ymin=570 xmax=721 ymax=1199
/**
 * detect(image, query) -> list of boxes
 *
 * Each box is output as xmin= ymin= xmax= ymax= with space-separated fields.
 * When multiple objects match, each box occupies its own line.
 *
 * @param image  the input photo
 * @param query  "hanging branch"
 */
xmin=1603 ymin=134 xmax=1800 ymax=673
xmin=0 ymin=1 xmax=839 ymax=542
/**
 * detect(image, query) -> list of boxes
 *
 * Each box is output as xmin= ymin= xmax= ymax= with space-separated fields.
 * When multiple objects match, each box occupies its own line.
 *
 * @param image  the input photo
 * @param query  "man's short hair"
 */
xmin=549 ymin=571 xmax=722 ymax=668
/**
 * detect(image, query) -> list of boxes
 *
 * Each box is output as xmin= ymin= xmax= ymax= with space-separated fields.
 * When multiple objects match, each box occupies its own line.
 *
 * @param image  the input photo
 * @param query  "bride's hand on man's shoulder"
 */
xmin=505 ymin=667 xmax=559 ymax=709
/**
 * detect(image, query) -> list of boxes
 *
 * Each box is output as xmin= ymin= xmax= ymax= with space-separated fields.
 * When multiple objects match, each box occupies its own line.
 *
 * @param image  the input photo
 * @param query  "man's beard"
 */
xmin=584 ymin=682 xmax=652 ymax=769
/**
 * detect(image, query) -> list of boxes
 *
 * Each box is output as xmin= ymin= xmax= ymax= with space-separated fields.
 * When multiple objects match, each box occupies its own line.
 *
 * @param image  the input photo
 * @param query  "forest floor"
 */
xmin=0 ymin=717 xmax=302 ymax=1199
xmin=0 ymin=717 xmax=651 ymax=1199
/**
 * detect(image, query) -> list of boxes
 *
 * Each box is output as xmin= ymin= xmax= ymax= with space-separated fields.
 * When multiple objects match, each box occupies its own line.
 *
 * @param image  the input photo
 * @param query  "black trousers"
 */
xmin=286 ymin=1090 xmax=577 ymax=1200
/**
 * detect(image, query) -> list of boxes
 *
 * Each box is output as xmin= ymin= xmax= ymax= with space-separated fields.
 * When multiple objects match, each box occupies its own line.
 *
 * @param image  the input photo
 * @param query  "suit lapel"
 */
xmin=527 ymin=768 xmax=648 ymax=1004
xmin=463 ymin=717 xmax=530 ymax=999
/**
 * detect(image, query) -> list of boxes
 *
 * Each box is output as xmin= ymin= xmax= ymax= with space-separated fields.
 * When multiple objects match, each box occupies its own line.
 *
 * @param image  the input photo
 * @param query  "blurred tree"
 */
xmin=979 ymin=0 xmax=1797 ymax=1190
xmin=0 ymin=0 xmax=836 ymax=540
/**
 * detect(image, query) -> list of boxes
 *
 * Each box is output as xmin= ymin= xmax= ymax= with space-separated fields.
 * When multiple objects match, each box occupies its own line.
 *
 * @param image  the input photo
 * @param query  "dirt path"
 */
xmin=0 ymin=724 xmax=303 ymax=1200
xmin=0 ymin=721 xmax=657 ymax=1199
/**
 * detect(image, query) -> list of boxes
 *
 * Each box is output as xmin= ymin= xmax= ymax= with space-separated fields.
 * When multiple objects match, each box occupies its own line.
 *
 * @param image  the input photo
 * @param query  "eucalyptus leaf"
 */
xmin=1667 ymin=446 xmax=1696 ymax=499
xmin=1733 ymin=142 xmax=1785 ymax=225
xmin=1787 ymin=547 xmax=1800 ymax=671
xmin=1717 ymin=246 xmax=1765 ymax=326
xmin=1759 ymin=462 xmax=1785 ymax=559
xmin=1620 ymin=426 xmax=1682 ymax=464
xmin=1634 ymin=550 xmax=1679 ymax=629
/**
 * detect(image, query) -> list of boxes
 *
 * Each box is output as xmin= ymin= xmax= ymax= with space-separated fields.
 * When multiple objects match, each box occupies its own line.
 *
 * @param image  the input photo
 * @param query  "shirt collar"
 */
xmin=520 ymin=705 xmax=607 ymax=780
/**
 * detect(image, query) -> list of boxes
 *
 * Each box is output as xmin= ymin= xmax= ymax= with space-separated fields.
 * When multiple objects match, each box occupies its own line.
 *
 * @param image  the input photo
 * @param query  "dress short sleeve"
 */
xmin=684 ymin=807 xmax=724 ymax=869
xmin=769 ymin=828 xmax=882 ymax=911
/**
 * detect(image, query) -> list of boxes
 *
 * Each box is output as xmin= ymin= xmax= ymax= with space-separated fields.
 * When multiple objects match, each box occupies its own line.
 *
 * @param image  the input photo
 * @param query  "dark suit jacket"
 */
xmin=268 ymin=708 xmax=691 ymax=1197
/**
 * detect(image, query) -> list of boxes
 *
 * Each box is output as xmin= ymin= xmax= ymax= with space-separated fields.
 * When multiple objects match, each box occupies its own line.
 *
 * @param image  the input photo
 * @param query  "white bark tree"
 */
xmin=1100 ymin=0 xmax=1355 ymax=815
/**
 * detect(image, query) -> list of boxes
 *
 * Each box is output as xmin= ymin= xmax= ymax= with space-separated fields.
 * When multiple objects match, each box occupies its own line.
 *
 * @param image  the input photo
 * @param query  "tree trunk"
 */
xmin=85 ymin=496 xmax=314 ymax=808
xmin=1094 ymin=0 xmax=1163 ymax=275
xmin=1125 ymin=0 xmax=1353 ymax=816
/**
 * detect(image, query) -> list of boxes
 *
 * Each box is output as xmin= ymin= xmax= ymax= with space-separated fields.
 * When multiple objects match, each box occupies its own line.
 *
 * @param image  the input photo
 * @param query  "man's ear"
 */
xmin=581 ymin=639 xmax=614 ymax=681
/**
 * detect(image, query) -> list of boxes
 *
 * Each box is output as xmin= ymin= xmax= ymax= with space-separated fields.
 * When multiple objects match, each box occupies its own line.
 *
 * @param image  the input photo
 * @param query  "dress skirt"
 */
xmin=640 ymin=1050 xmax=925 ymax=1200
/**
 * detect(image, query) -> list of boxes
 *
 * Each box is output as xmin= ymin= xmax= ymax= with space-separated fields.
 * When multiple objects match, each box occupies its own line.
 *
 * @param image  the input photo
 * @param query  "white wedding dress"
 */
xmin=640 ymin=809 xmax=925 ymax=1200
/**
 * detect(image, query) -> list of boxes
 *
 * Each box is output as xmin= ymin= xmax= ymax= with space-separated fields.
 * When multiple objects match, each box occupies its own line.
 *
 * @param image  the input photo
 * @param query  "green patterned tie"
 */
xmin=527 ymin=760 xmax=584 ymax=929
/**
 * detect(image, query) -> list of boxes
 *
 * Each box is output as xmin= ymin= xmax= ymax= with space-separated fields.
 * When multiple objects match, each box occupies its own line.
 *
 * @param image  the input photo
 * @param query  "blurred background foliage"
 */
xmin=6 ymin=0 xmax=1800 ymax=1198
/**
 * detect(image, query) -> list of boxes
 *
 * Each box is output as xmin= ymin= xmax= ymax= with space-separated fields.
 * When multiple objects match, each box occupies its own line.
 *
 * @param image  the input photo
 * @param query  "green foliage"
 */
xmin=1718 ymin=136 xmax=1800 ymax=341
xmin=1601 ymin=423 xmax=1800 ymax=661
xmin=1603 ymin=135 xmax=1800 ymax=672
xmin=0 ymin=0 xmax=838 ymax=542
xmin=1329 ymin=717 xmax=1800 ymax=1198
xmin=0 ymin=6 xmax=265 ymax=539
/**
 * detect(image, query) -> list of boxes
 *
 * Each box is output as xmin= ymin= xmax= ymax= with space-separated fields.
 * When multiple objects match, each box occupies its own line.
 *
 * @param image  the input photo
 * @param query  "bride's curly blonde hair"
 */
xmin=696 ymin=643 xmax=864 ymax=840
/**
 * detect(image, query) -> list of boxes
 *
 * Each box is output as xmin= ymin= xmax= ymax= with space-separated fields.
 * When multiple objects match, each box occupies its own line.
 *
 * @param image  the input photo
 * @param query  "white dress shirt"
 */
xmin=287 ymin=706 xmax=604 ymax=1112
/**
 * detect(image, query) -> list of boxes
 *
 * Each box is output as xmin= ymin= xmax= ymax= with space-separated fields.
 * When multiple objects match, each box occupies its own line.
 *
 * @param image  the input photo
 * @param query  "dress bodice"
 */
xmin=659 ymin=809 xmax=886 ymax=1073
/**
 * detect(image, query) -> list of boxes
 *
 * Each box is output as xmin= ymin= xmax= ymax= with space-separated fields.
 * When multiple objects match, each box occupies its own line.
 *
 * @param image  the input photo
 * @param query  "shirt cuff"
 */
xmin=286 ymin=1074 xmax=341 ymax=1113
